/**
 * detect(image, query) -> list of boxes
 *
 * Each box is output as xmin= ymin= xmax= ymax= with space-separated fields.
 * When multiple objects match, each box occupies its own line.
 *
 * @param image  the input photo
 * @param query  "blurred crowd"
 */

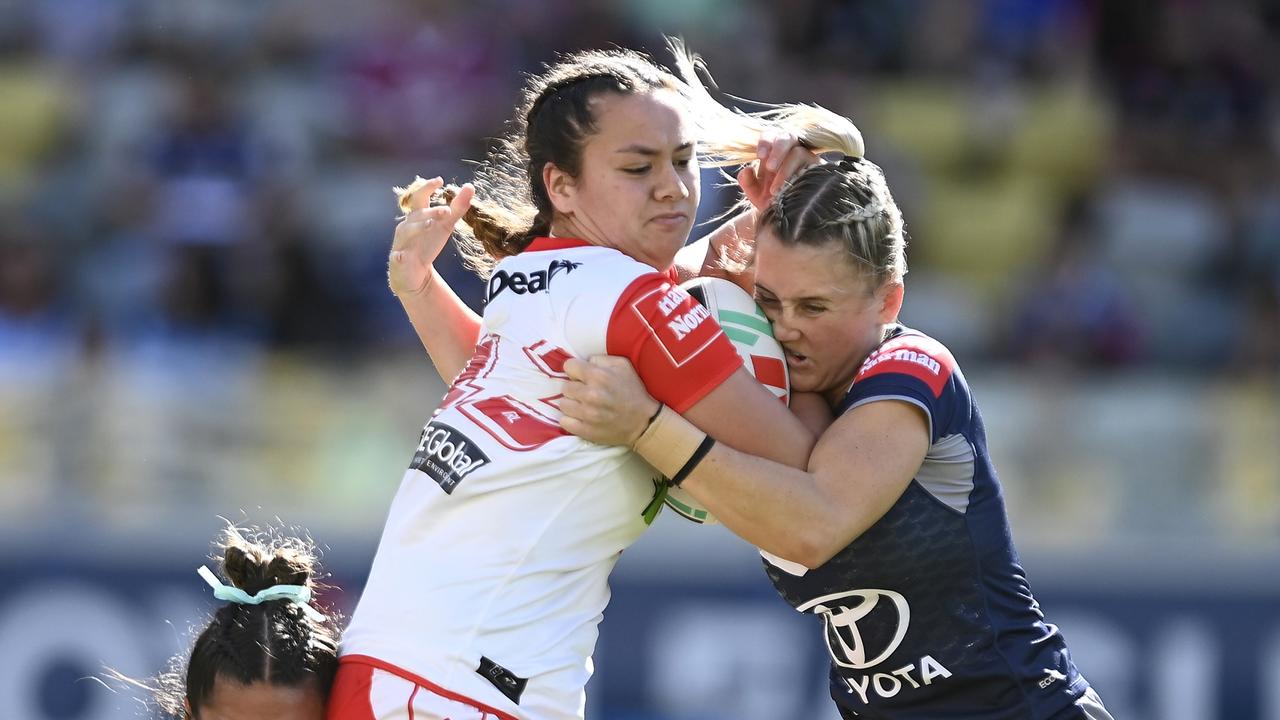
xmin=1 ymin=0 xmax=1277 ymax=379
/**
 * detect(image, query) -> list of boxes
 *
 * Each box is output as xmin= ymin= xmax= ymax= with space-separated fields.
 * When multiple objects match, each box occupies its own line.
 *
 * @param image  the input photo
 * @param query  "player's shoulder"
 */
xmin=853 ymin=325 xmax=961 ymax=398
xmin=486 ymin=240 xmax=656 ymax=305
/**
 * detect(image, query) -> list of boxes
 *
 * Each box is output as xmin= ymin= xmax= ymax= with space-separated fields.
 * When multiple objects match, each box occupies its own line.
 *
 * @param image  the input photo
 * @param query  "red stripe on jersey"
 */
xmin=523 ymin=236 xmax=592 ymax=252
xmin=854 ymin=335 xmax=955 ymax=397
xmin=606 ymin=273 xmax=742 ymax=413
xmin=523 ymin=340 xmax=572 ymax=378
xmin=439 ymin=335 xmax=499 ymax=413
xmin=336 ymin=656 xmax=520 ymax=720
xmin=326 ymin=662 xmax=377 ymax=720
xmin=751 ymin=355 xmax=788 ymax=392
xmin=458 ymin=395 xmax=568 ymax=451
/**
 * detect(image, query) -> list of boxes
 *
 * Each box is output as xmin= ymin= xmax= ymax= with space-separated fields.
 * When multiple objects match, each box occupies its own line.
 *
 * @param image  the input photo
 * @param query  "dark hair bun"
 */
xmin=220 ymin=528 xmax=316 ymax=596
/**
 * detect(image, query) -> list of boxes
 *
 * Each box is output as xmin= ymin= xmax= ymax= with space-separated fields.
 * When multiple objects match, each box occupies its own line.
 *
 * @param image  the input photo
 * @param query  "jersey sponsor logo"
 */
xmin=656 ymin=286 xmax=688 ymax=315
xmin=486 ymin=259 xmax=581 ymax=302
xmin=1039 ymin=668 xmax=1068 ymax=689
xmin=798 ymin=589 xmax=911 ymax=669
xmin=478 ymin=655 xmax=528 ymax=704
xmin=860 ymin=348 xmax=941 ymax=376
xmin=796 ymin=589 xmax=952 ymax=706
xmin=855 ymin=337 xmax=953 ymax=397
xmin=667 ymin=304 xmax=712 ymax=340
xmin=410 ymin=420 xmax=492 ymax=494
xmin=628 ymin=285 xmax=724 ymax=367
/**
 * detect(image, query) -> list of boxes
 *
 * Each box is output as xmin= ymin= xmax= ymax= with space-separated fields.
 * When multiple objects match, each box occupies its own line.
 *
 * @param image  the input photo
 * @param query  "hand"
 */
xmin=738 ymin=130 xmax=822 ymax=211
xmin=559 ymin=356 xmax=661 ymax=447
xmin=388 ymin=176 xmax=474 ymax=296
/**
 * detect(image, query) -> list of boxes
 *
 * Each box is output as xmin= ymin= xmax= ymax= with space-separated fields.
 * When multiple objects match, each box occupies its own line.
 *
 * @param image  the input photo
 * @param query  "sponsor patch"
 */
xmin=477 ymin=656 xmax=528 ymax=704
xmin=487 ymin=259 xmax=581 ymax=302
xmin=410 ymin=421 xmax=492 ymax=494
xmin=629 ymin=284 xmax=724 ymax=367
xmin=855 ymin=337 xmax=954 ymax=397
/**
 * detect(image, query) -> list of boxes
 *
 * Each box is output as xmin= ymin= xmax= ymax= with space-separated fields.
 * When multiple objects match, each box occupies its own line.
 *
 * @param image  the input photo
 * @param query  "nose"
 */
xmin=654 ymin=162 xmax=691 ymax=202
xmin=770 ymin=310 xmax=802 ymax=344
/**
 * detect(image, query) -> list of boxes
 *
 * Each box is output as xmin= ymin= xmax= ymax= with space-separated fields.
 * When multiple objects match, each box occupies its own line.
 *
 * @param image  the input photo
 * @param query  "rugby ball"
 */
xmin=663 ymin=276 xmax=790 ymax=524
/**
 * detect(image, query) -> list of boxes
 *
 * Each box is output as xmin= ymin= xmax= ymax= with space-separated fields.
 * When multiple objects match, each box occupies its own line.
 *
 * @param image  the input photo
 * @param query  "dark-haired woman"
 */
xmin=330 ymin=46 xmax=845 ymax=720
xmin=118 ymin=526 xmax=340 ymax=720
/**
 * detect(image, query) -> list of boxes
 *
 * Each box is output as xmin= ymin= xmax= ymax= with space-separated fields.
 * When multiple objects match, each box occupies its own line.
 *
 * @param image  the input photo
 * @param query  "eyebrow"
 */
xmin=754 ymin=283 xmax=831 ymax=303
xmin=615 ymin=142 xmax=694 ymax=156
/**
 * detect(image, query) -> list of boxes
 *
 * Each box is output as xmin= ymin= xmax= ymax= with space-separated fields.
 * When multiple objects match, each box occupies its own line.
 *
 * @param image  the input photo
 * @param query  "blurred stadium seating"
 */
xmin=1 ymin=1 xmax=1277 ymax=718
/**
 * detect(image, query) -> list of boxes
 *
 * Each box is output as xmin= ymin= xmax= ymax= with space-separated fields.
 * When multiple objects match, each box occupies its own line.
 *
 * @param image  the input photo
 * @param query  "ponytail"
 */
xmin=395 ymin=175 xmax=543 ymax=276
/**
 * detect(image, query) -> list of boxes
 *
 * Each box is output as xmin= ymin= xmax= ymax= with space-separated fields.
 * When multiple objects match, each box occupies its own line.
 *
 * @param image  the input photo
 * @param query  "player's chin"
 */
xmin=648 ymin=216 xmax=692 ymax=240
xmin=784 ymin=366 xmax=821 ymax=394
xmin=646 ymin=230 xmax=690 ymax=264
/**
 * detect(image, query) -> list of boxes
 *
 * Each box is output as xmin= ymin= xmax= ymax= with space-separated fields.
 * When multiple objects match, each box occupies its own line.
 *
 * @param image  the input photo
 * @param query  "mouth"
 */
xmin=784 ymin=348 xmax=809 ymax=368
xmin=650 ymin=212 xmax=689 ymax=228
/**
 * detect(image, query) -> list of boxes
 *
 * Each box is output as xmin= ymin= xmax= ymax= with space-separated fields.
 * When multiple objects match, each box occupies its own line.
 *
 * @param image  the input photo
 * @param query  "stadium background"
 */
xmin=1 ymin=0 xmax=1278 ymax=717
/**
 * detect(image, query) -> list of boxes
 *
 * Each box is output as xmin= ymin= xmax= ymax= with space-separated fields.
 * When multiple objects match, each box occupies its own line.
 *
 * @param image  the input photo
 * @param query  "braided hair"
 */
xmin=760 ymin=156 xmax=908 ymax=290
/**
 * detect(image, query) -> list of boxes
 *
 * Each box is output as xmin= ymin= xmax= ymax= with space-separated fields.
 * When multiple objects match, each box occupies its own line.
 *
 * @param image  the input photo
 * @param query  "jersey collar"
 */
xmin=524 ymin=237 xmax=593 ymax=252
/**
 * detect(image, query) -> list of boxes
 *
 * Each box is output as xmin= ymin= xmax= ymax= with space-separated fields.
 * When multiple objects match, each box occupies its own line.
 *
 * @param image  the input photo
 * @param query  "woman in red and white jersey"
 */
xmin=329 ymin=45 xmax=858 ymax=720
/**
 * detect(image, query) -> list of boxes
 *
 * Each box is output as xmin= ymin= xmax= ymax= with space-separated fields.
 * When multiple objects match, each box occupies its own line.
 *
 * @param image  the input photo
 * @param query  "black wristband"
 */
xmin=645 ymin=402 xmax=664 ymax=429
xmin=670 ymin=435 xmax=716 ymax=487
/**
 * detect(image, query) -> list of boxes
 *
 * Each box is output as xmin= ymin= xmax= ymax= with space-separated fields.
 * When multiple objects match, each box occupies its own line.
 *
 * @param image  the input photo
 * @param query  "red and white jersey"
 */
xmin=342 ymin=238 xmax=742 ymax=720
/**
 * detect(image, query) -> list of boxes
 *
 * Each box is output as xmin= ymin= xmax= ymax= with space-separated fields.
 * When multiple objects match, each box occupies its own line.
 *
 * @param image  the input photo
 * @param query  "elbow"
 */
xmin=783 ymin=530 xmax=844 ymax=571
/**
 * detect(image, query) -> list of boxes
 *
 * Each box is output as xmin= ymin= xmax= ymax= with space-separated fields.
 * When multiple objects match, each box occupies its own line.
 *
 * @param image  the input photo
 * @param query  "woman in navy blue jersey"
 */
xmin=558 ymin=152 xmax=1114 ymax=720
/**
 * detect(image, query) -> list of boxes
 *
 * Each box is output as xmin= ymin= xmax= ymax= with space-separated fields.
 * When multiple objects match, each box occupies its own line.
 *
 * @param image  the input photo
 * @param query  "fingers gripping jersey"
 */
xmin=763 ymin=326 xmax=1093 ymax=720
xmin=343 ymin=238 xmax=741 ymax=720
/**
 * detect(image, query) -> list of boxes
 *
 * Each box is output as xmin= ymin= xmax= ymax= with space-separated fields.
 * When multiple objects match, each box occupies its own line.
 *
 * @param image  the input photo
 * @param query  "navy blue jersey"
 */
xmin=763 ymin=325 xmax=1091 ymax=719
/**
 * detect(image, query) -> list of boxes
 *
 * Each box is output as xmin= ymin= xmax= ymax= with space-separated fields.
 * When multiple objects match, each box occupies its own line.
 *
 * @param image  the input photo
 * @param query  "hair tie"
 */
xmin=197 ymin=565 xmax=325 ymax=622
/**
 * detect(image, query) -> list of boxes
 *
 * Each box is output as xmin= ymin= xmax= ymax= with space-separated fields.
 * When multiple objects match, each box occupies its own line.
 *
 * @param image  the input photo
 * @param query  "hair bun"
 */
xmin=220 ymin=528 xmax=316 ymax=596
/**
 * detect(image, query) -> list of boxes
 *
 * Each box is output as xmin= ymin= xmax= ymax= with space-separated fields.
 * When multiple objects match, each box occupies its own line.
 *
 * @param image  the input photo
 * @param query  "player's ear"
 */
xmin=876 ymin=281 xmax=904 ymax=324
xmin=543 ymin=161 xmax=577 ymax=215
xmin=183 ymin=697 xmax=193 ymax=719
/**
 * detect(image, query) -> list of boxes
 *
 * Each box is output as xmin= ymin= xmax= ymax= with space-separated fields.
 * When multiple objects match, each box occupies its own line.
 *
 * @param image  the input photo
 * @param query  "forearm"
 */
xmin=672 ymin=209 xmax=757 ymax=289
xmin=398 ymin=270 xmax=482 ymax=382
xmin=685 ymin=446 xmax=835 ymax=565
xmin=636 ymin=408 xmax=835 ymax=566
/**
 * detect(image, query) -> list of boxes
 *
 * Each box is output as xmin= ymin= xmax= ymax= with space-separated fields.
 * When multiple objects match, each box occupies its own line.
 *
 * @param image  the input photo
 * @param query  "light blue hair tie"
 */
xmin=197 ymin=565 xmax=325 ymax=622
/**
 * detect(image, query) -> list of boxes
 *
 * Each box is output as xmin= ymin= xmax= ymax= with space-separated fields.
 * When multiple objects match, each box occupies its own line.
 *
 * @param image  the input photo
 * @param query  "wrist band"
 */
xmin=632 ymin=405 xmax=707 ymax=479
xmin=670 ymin=436 xmax=716 ymax=487
xmin=644 ymin=402 xmax=664 ymax=429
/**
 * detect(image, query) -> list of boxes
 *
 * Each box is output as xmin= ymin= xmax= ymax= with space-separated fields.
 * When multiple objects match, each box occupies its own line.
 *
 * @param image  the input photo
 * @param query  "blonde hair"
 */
xmin=761 ymin=157 xmax=908 ymax=287
xmin=664 ymin=37 xmax=865 ymax=168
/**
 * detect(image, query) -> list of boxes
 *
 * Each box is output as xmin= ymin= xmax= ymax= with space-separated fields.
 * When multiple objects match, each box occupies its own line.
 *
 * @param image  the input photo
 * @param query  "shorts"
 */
xmin=326 ymin=659 xmax=519 ymax=720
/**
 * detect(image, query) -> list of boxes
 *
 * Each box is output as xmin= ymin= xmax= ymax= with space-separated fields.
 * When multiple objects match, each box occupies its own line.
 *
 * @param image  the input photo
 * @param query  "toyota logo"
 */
xmin=796 ymin=589 xmax=910 ymax=670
